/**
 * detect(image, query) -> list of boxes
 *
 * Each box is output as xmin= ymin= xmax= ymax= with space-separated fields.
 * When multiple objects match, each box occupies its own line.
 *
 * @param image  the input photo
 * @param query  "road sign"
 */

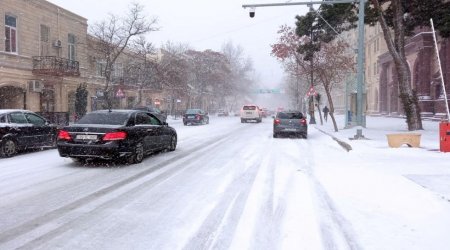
xmin=252 ymin=88 xmax=281 ymax=94
xmin=115 ymin=88 xmax=125 ymax=98
xmin=306 ymin=86 xmax=317 ymax=97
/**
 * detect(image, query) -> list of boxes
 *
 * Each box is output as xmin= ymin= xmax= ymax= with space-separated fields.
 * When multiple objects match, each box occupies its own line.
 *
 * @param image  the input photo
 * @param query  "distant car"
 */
xmin=240 ymin=105 xmax=262 ymax=123
xmin=260 ymin=108 xmax=268 ymax=118
xmin=57 ymin=110 xmax=177 ymax=164
xmin=133 ymin=106 xmax=167 ymax=123
xmin=183 ymin=109 xmax=209 ymax=125
xmin=273 ymin=111 xmax=308 ymax=139
xmin=0 ymin=109 xmax=58 ymax=157
xmin=217 ymin=109 xmax=229 ymax=117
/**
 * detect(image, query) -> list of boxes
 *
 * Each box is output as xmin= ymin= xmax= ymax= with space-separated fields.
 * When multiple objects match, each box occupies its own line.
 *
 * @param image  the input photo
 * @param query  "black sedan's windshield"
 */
xmin=76 ymin=113 xmax=130 ymax=125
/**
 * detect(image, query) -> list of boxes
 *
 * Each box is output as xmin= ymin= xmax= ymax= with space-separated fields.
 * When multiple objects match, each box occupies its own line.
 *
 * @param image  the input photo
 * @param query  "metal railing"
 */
xmin=32 ymin=56 xmax=80 ymax=76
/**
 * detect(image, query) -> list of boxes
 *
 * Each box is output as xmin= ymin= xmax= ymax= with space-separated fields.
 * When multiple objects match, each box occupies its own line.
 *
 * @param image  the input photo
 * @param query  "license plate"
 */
xmin=246 ymin=112 xmax=252 ymax=115
xmin=188 ymin=115 xmax=195 ymax=118
xmin=76 ymin=134 xmax=97 ymax=140
xmin=284 ymin=128 xmax=297 ymax=131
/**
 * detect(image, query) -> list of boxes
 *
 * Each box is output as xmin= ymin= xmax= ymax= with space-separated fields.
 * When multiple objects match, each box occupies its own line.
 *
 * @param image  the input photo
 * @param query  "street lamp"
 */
xmin=243 ymin=0 xmax=366 ymax=139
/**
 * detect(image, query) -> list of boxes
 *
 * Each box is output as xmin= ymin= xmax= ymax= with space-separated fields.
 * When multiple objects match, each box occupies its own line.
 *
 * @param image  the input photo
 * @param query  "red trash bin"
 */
xmin=440 ymin=121 xmax=450 ymax=152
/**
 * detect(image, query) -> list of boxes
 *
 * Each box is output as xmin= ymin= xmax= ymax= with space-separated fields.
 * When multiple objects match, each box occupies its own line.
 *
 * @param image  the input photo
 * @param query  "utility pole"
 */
xmin=243 ymin=0 xmax=366 ymax=138
xmin=309 ymin=13 xmax=316 ymax=124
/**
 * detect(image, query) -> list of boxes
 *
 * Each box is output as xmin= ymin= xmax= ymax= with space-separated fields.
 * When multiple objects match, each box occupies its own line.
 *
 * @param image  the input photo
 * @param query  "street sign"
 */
xmin=115 ymin=88 xmax=125 ymax=98
xmin=306 ymin=86 xmax=317 ymax=97
xmin=252 ymin=88 xmax=282 ymax=94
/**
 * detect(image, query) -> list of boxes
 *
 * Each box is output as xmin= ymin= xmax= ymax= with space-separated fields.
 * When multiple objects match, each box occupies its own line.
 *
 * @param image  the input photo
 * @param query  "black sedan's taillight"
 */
xmin=58 ymin=130 xmax=72 ymax=140
xmin=103 ymin=131 xmax=127 ymax=141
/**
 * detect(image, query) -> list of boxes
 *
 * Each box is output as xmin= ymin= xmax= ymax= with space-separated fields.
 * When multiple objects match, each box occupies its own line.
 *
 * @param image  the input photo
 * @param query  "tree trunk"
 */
xmin=317 ymin=104 xmax=323 ymax=125
xmin=372 ymin=0 xmax=423 ymax=130
xmin=324 ymin=85 xmax=338 ymax=132
xmin=308 ymin=97 xmax=316 ymax=124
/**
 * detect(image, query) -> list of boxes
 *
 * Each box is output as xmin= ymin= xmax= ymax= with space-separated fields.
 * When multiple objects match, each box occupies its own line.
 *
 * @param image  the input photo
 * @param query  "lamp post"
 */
xmin=243 ymin=0 xmax=366 ymax=138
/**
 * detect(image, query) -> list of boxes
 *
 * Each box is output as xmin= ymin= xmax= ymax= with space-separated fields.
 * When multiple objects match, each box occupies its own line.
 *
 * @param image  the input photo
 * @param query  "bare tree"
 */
xmin=371 ymin=0 xmax=423 ymax=130
xmin=221 ymin=41 xmax=255 ymax=112
xmin=314 ymin=40 xmax=355 ymax=131
xmin=89 ymin=2 xmax=159 ymax=109
xmin=272 ymin=25 xmax=354 ymax=131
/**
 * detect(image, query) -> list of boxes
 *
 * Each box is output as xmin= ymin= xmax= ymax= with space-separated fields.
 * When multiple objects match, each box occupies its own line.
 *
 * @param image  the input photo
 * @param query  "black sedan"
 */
xmin=273 ymin=111 xmax=308 ymax=139
xmin=183 ymin=109 xmax=209 ymax=125
xmin=0 ymin=109 xmax=57 ymax=157
xmin=57 ymin=110 xmax=177 ymax=164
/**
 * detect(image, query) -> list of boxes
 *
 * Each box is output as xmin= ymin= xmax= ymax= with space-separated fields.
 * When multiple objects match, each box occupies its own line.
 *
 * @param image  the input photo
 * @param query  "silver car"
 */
xmin=273 ymin=111 xmax=308 ymax=139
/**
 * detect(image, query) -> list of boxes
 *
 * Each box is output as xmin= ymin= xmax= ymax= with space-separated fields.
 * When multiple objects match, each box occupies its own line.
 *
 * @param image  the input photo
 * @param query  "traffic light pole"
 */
xmin=243 ymin=0 xmax=366 ymax=138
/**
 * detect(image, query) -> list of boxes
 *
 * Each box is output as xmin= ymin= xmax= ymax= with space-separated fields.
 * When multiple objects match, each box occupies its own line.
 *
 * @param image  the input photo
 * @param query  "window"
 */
xmin=113 ymin=63 xmax=123 ymax=79
xmin=0 ymin=114 xmax=6 ymax=123
xmin=8 ymin=112 xmax=27 ymax=124
xmin=135 ymin=113 xmax=152 ymax=125
xmin=68 ymin=34 xmax=76 ymax=61
xmin=5 ymin=15 xmax=17 ymax=53
xmin=243 ymin=106 xmax=256 ymax=110
xmin=277 ymin=112 xmax=303 ymax=119
xmin=96 ymin=60 xmax=106 ymax=77
xmin=25 ymin=113 xmax=46 ymax=126
xmin=40 ymin=25 xmax=50 ymax=56
xmin=149 ymin=114 xmax=161 ymax=125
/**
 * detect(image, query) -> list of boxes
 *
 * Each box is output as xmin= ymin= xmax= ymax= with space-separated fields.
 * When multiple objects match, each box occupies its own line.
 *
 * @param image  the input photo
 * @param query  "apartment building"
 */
xmin=0 ymin=0 xmax=89 ymax=118
xmin=365 ymin=23 xmax=387 ymax=114
xmin=0 ymin=0 xmax=169 ymax=123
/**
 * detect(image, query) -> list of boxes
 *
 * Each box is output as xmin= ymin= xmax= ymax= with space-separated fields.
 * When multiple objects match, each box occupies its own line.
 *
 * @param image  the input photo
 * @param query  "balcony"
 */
xmin=32 ymin=56 xmax=80 ymax=77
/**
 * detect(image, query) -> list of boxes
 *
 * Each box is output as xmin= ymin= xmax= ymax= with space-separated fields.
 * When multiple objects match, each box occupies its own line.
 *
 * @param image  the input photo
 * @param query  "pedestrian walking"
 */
xmin=323 ymin=105 xmax=329 ymax=122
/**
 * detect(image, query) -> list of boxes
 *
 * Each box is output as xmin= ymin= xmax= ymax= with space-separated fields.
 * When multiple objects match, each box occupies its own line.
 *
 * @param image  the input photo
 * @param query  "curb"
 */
xmin=314 ymin=126 xmax=353 ymax=152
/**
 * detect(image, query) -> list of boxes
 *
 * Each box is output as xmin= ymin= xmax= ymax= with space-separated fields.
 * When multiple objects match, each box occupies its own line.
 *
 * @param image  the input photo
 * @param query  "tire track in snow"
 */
xmin=0 ymin=126 xmax=249 ymax=248
xmin=302 ymin=129 xmax=362 ymax=250
xmin=181 ymin=131 xmax=271 ymax=250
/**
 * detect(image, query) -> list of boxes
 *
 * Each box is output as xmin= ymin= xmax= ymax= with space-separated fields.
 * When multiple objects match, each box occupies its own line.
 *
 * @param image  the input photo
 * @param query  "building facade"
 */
xmin=0 ymin=0 xmax=88 ymax=121
xmin=0 ymin=0 xmax=170 ymax=123
xmin=378 ymin=27 xmax=450 ymax=119
xmin=365 ymin=23 xmax=387 ymax=114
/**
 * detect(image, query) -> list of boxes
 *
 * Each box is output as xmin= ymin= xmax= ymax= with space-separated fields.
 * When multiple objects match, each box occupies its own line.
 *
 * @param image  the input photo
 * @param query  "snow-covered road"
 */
xmin=1 ymin=116 xmax=450 ymax=250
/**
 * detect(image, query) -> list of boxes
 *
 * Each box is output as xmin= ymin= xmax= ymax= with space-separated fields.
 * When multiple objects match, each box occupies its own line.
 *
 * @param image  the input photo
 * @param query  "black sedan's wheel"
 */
xmin=129 ymin=142 xmax=144 ymax=164
xmin=273 ymin=133 xmax=278 ymax=138
xmin=206 ymin=118 xmax=209 ymax=124
xmin=0 ymin=139 xmax=17 ymax=158
xmin=168 ymin=135 xmax=177 ymax=151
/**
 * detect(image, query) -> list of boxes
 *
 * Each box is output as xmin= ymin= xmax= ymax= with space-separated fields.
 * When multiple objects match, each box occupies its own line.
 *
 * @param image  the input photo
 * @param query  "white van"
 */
xmin=240 ymin=105 xmax=262 ymax=123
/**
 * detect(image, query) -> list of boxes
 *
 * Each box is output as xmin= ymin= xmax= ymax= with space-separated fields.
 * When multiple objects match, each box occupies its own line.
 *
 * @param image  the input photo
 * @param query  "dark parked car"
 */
xmin=0 ymin=109 xmax=57 ymax=157
xmin=217 ymin=109 xmax=229 ymax=117
xmin=273 ymin=111 xmax=308 ymax=139
xmin=57 ymin=110 xmax=177 ymax=164
xmin=133 ymin=106 xmax=167 ymax=123
xmin=183 ymin=109 xmax=209 ymax=125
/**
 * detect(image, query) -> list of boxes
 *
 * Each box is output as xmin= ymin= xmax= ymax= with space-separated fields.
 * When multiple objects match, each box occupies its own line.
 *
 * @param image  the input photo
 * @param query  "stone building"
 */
xmin=365 ymin=23 xmax=387 ymax=114
xmin=0 ymin=0 xmax=89 ymax=122
xmin=378 ymin=27 xmax=450 ymax=119
xmin=0 ymin=0 xmax=166 ymax=123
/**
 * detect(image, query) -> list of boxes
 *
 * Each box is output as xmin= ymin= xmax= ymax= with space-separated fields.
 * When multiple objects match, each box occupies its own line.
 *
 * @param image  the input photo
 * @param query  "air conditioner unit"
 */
xmin=53 ymin=39 xmax=62 ymax=48
xmin=28 ymin=80 xmax=43 ymax=93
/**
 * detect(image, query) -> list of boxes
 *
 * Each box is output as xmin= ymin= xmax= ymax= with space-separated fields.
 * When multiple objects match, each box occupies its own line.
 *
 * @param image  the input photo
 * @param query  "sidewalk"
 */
xmin=315 ymin=114 xmax=450 ymax=201
xmin=310 ymin=115 xmax=450 ymax=249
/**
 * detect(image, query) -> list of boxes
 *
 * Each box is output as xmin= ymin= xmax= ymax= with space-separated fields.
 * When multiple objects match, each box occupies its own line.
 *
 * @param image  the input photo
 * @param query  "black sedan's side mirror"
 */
xmin=163 ymin=122 xmax=168 ymax=126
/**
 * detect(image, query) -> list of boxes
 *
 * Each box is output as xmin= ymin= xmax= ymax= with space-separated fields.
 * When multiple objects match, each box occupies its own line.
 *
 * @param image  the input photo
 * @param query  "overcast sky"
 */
xmin=47 ymin=0 xmax=309 ymax=89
